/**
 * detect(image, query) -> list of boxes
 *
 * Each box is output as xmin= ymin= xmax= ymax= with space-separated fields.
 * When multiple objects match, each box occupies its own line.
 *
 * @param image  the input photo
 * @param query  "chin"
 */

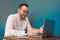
xmin=22 ymin=17 xmax=25 ymax=19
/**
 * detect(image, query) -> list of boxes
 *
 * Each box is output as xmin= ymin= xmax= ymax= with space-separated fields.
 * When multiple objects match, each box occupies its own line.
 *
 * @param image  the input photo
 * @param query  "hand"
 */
xmin=27 ymin=28 xmax=38 ymax=36
xmin=38 ymin=26 xmax=44 ymax=34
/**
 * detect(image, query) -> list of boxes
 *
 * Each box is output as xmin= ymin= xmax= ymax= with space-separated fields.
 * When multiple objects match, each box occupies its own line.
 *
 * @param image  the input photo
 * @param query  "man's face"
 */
xmin=18 ymin=6 xmax=28 ymax=19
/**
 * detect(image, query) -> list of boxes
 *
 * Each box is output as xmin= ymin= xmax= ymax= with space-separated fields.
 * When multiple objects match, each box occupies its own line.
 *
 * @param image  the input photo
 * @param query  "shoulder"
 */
xmin=7 ymin=14 xmax=17 ymax=20
xmin=25 ymin=17 xmax=30 ymax=22
xmin=26 ymin=17 xmax=29 ymax=20
xmin=8 ymin=14 xmax=17 ymax=17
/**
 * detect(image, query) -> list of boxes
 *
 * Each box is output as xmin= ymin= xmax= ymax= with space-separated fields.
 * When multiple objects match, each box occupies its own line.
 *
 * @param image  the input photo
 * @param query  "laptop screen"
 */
xmin=42 ymin=19 xmax=55 ymax=38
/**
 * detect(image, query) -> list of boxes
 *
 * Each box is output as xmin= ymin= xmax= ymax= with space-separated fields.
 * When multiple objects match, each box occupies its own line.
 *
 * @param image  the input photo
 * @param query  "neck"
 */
xmin=17 ymin=13 xmax=26 ymax=20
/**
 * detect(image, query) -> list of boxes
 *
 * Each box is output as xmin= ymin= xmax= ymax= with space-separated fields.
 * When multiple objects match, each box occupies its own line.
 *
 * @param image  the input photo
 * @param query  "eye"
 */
xmin=23 ymin=10 xmax=28 ymax=13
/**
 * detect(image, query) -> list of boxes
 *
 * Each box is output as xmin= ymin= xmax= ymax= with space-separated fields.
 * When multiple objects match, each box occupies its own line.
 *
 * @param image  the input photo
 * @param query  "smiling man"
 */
xmin=4 ymin=3 xmax=44 ymax=37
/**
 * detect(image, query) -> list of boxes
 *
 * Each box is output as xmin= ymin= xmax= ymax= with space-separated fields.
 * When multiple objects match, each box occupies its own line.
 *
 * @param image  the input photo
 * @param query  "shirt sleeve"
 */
xmin=4 ymin=15 xmax=15 ymax=36
xmin=26 ymin=17 xmax=32 ymax=31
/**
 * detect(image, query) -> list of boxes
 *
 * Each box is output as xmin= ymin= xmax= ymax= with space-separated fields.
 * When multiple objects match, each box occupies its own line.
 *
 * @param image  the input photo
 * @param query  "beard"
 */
xmin=20 ymin=14 xmax=26 ymax=20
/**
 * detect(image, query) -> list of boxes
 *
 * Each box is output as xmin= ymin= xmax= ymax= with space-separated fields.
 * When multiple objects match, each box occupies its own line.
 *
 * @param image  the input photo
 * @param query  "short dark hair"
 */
xmin=18 ymin=3 xmax=29 ymax=8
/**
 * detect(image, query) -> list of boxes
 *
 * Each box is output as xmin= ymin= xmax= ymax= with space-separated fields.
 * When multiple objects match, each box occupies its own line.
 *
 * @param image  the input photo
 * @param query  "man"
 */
xmin=4 ymin=3 xmax=44 ymax=37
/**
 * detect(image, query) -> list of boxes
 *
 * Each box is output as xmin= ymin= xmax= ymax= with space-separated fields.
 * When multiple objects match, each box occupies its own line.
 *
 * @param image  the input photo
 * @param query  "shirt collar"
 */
xmin=17 ymin=13 xmax=26 ymax=20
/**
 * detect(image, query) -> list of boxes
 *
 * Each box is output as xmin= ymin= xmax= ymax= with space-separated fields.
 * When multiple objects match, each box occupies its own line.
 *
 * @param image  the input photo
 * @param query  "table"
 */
xmin=3 ymin=36 xmax=60 ymax=40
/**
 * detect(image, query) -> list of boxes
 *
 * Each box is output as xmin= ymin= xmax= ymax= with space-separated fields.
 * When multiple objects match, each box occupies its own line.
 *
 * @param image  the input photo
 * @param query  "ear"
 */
xmin=18 ymin=8 xmax=21 ymax=11
xmin=18 ymin=8 xmax=20 ymax=10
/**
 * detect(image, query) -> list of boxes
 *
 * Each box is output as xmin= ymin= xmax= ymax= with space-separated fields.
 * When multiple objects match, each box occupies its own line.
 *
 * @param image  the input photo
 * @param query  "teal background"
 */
xmin=0 ymin=0 xmax=60 ymax=40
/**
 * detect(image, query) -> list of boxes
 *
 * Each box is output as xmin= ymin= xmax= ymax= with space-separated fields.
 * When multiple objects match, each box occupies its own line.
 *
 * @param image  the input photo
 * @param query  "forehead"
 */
xmin=20 ymin=6 xmax=28 ymax=10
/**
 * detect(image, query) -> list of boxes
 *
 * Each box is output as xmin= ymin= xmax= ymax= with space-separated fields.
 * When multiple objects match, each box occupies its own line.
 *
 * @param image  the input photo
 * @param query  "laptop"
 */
xmin=42 ymin=19 xmax=55 ymax=38
xmin=32 ymin=19 xmax=55 ymax=38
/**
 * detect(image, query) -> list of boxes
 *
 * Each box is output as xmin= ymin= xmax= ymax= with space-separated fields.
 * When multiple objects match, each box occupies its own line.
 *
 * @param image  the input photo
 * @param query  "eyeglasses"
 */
xmin=21 ymin=9 xmax=29 ymax=13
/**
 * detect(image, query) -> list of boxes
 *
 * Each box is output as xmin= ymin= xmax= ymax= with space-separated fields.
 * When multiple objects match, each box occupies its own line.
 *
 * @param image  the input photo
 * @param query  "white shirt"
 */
xmin=4 ymin=13 xmax=32 ymax=36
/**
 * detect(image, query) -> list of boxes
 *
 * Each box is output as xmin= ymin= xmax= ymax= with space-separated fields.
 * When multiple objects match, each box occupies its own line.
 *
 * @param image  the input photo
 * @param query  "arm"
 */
xmin=4 ymin=15 xmax=24 ymax=36
xmin=26 ymin=17 xmax=39 ymax=36
xmin=27 ymin=24 xmax=44 ymax=36
xmin=38 ymin=25 xmax=44 ymax=33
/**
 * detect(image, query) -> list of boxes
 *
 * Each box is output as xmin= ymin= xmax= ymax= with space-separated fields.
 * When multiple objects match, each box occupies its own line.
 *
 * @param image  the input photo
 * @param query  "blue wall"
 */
xmin=0 ymin=0 xmax=60 ymax=40
xmin=25 ymin=0 xmax=60 ymax=36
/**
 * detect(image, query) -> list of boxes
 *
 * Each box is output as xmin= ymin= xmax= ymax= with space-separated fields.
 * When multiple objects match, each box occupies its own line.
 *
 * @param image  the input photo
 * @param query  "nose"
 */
xmin=22 ymin=12 xmax=27 ymax=16
xmin=24 ymin=13 xmax=27 ymax=16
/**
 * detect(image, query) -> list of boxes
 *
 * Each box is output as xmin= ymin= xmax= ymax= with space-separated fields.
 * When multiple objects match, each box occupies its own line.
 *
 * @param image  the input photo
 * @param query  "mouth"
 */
xmin=21 ymin=15 xmax=26 ymax=19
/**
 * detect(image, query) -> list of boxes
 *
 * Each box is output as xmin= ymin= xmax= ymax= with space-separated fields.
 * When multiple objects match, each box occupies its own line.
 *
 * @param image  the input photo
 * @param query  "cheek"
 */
xmin=21 ymin=10 xmax=24 ymax=14
xmin=21 ymin=12 xmax=25 ymax=15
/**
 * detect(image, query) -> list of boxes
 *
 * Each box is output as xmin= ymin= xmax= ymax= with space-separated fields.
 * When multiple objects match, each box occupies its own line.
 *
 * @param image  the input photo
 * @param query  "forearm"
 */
xmin=4 ymin=28 xmax=26 ymax=36
xmin=38 ymin=25 xmax=44 ymax=33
